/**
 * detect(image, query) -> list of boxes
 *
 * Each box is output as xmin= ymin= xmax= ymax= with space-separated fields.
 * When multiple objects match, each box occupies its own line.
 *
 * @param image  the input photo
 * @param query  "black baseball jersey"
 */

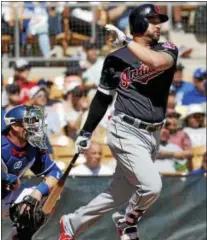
xmin=98 ymin=42 xmax=178 ymax=123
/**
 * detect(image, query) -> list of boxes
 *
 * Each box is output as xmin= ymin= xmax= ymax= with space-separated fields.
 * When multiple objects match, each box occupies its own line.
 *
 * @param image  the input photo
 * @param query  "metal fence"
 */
xmin=1 ymin=2 xmax=206 ymax=63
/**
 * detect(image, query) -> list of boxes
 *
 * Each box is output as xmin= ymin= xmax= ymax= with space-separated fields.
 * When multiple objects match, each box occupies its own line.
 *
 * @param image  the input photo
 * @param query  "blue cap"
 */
xmin=1 ymin=105 xmax=27 ymax=134
xmin=193 ymin=68 xmax=207 ymax=79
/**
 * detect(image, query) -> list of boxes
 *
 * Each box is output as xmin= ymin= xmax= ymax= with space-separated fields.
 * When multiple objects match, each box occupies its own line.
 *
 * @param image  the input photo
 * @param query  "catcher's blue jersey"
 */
xmin=1 ymin=136 xmax=55 ymax=178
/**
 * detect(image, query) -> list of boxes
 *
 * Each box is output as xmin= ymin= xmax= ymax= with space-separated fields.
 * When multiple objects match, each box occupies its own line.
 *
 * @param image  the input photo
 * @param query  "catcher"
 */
xmin=1 ymin=105 xmax=62 ymax=240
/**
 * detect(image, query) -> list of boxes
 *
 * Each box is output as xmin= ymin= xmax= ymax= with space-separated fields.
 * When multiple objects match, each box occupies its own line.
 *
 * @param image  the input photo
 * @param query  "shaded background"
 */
xmin=2 ymin=175 xmax=206 ymax=240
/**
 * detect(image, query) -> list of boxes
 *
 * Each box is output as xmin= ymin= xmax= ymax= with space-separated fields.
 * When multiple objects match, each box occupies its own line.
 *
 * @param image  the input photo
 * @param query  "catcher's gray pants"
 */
xmin=64 ymin=112 xmax=162 ymax=237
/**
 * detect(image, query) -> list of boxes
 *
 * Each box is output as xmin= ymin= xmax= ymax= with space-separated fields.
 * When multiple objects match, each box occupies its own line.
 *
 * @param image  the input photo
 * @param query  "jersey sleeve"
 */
xmin=98 ymin=56 xmax=120 ymax=95
xmin=158 ymin=42 xmax=178 ymax=63
xmin=30 ymin=149 xmax=55 ymax=177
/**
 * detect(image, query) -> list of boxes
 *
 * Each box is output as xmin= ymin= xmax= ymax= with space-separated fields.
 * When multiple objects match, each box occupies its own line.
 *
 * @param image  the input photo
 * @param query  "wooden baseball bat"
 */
xmin=42 ymin=153 xmax=80 ymax=215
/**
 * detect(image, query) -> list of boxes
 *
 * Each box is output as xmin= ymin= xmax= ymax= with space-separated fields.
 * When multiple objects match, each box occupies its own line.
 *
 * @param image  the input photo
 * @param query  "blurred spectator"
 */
xmin=173 ymin=6 xmax=183 ymax=31
xmin=194 ymin=5 xmax=207 ymax=43
xmin=1 ymin=84 xmax=21 ymax=131
xmin=9 ymin=59 xmax=37 ymax=104
xmin=81 ymin=41 xmax=104 ymax=95
xmin=36 ymin=79 xmax=59 ymax=105
xmin=48 ymin=5 xmax=63 ymax=37
xmin=1 ymin=2 xmax=14 ymax=36
xmin=182 ymin=68 xmax=207 ymax=105
xmin=107 ymin=6 xmax=131 ymax=32
xmin=170 ymin=63 xmax=194 ymax=105
xmin=53 ymin=81 xmax=89 ymax=140
xmin=161 ymin=5 xmax=183 ymax=32
xmin=81 ymin=41 xmax=102 ymax=69
xmin=183 ymin=104 xmax=206 ymax=147
xmin=167 ymin=90 xmax=176 ymax=109
xmin=56 ymin=62 xmax=85 ymax=90
xmin=165 ymin=108 xmax=192 ymax=151
xmin=29 ymin=85 xmax=49 ymax=106
xmin=159 ymin=6 xmax=192 ymax=56
xmin=65 ymin=3 xmax=106 ymax=49
xmin=47 ymin=4 xmax=68 ymax=56
xmin=37 ymin=79 xmax=60 ymax=106
xmin=21 ymin=2 xmax=52 ymax=57
xmin=70 ymin=142 xmax=114 ymax=176
xmin=1 ymin=75 xmax=9 ymax=107
xmin=155 ymin=128 xmax=190 ymax=173
xmin=3 ymin=84 xmax=21 ymax=112
xmin=29 ymin=85 xmax=62 ymax=137
xmin=190 ymin=151 xmax=207 ymax=175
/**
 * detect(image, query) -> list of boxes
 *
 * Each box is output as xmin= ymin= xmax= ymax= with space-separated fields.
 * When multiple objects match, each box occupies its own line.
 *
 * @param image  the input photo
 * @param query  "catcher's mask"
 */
xmin=3 ymin=105 xmax=48 ymax=149
xmin=24 ymin=106 xmax=47 ymax=149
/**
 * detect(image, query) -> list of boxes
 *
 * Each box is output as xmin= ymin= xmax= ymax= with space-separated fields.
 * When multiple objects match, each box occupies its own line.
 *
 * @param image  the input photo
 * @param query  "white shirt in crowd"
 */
xmin=2 ymin=2 xmax=12 ymax=22
xmin=70 ymin=163 xmax=114 ymax=176
xmin=183 ymin=127 xmax=206 ymax=147
xmin=82 ymin=58 xmax=104 ymax=87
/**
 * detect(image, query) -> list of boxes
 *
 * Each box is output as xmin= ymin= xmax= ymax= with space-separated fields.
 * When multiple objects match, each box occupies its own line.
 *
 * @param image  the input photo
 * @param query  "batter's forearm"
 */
xmin=81 ymin=91 xmax=113 ymax=133
xmin=127 ymin=41 xmax=173 ymax=70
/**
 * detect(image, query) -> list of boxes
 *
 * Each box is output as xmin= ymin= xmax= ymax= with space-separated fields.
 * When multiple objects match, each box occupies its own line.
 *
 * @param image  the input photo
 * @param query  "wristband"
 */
xmin=123 ymin=37 xmax=132 ymax=47
xmin=36 ymin=182 xmax=49 ymax=196
xmin=79 ymin=130 xmax=92 ymax=138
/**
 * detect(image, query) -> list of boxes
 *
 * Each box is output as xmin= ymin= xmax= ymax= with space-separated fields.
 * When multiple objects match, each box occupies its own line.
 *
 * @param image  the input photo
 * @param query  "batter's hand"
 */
xmin=105 ymin=24 xmax=127 ymax=46
xmin=75 ymin=131 xmax=91 ymax=153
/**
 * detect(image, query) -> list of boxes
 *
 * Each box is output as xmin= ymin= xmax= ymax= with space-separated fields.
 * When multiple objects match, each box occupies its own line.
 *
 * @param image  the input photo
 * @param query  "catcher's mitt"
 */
xmin=9 ymin=195 xmax=46 ymax=231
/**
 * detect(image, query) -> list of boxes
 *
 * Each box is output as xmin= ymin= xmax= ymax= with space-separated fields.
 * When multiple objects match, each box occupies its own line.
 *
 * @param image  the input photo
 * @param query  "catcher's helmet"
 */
xmin=3 ymin=105 xmax=48 ymax=149
xmin=129 ymin=4 xmax=169 ymax=34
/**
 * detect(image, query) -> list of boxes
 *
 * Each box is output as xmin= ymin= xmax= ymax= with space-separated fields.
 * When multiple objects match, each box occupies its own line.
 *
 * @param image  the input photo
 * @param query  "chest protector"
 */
xmin=1 ymin=136 xmax=38 ymax=177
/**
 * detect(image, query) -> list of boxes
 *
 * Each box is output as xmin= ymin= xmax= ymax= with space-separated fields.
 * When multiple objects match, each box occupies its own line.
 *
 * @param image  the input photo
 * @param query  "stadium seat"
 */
xmin=102 ymin=145 xmax=113 ymax=159
xmin=50 ymin=135 xmax=76 ymax=163
xmin=49 ymin=86 xmax=63 ymax=100
xmin=2 ymin=35 xmax=13 ymax=54
xmin=62 ymin=7 xmax=92 ymax=47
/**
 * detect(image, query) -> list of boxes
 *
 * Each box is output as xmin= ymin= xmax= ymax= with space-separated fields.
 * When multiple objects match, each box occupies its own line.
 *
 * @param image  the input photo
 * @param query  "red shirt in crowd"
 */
xmin=16 ymin=80 xmax=37 ymax=104
xmin=168 ymin=130 xmax=192 ymax=150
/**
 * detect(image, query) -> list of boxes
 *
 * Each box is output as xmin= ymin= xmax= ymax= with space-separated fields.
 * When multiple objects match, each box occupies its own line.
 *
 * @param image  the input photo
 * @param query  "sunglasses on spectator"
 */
xmin=191 ymin=114 xmax=204 ymax=119
xmin=72 ymin=90 xmax=88 ymax=97
xmin=165 ymin=121 xmax=177 ymax=127
xmin=196 ymin=77 xmax=206 ymax=81
xmin=167 ymin=114 xmax=180 ymax=118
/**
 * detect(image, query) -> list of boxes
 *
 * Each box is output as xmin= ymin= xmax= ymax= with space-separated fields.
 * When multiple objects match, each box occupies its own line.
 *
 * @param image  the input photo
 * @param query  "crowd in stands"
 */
xmin=2 ymin=2 xmax=204 ymax=58
xmin=1 ymin=2 xmax=206 ymax=176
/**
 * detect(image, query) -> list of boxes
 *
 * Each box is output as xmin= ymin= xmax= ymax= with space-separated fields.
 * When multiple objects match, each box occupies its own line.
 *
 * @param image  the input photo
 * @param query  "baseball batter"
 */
xmin=59 ymin=4 xmax=178 ymax=240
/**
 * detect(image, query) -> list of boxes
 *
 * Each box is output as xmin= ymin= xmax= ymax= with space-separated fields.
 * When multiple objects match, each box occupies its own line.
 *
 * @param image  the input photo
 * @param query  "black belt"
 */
xmin=122 ymin=115 xmax=163 ymax=132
